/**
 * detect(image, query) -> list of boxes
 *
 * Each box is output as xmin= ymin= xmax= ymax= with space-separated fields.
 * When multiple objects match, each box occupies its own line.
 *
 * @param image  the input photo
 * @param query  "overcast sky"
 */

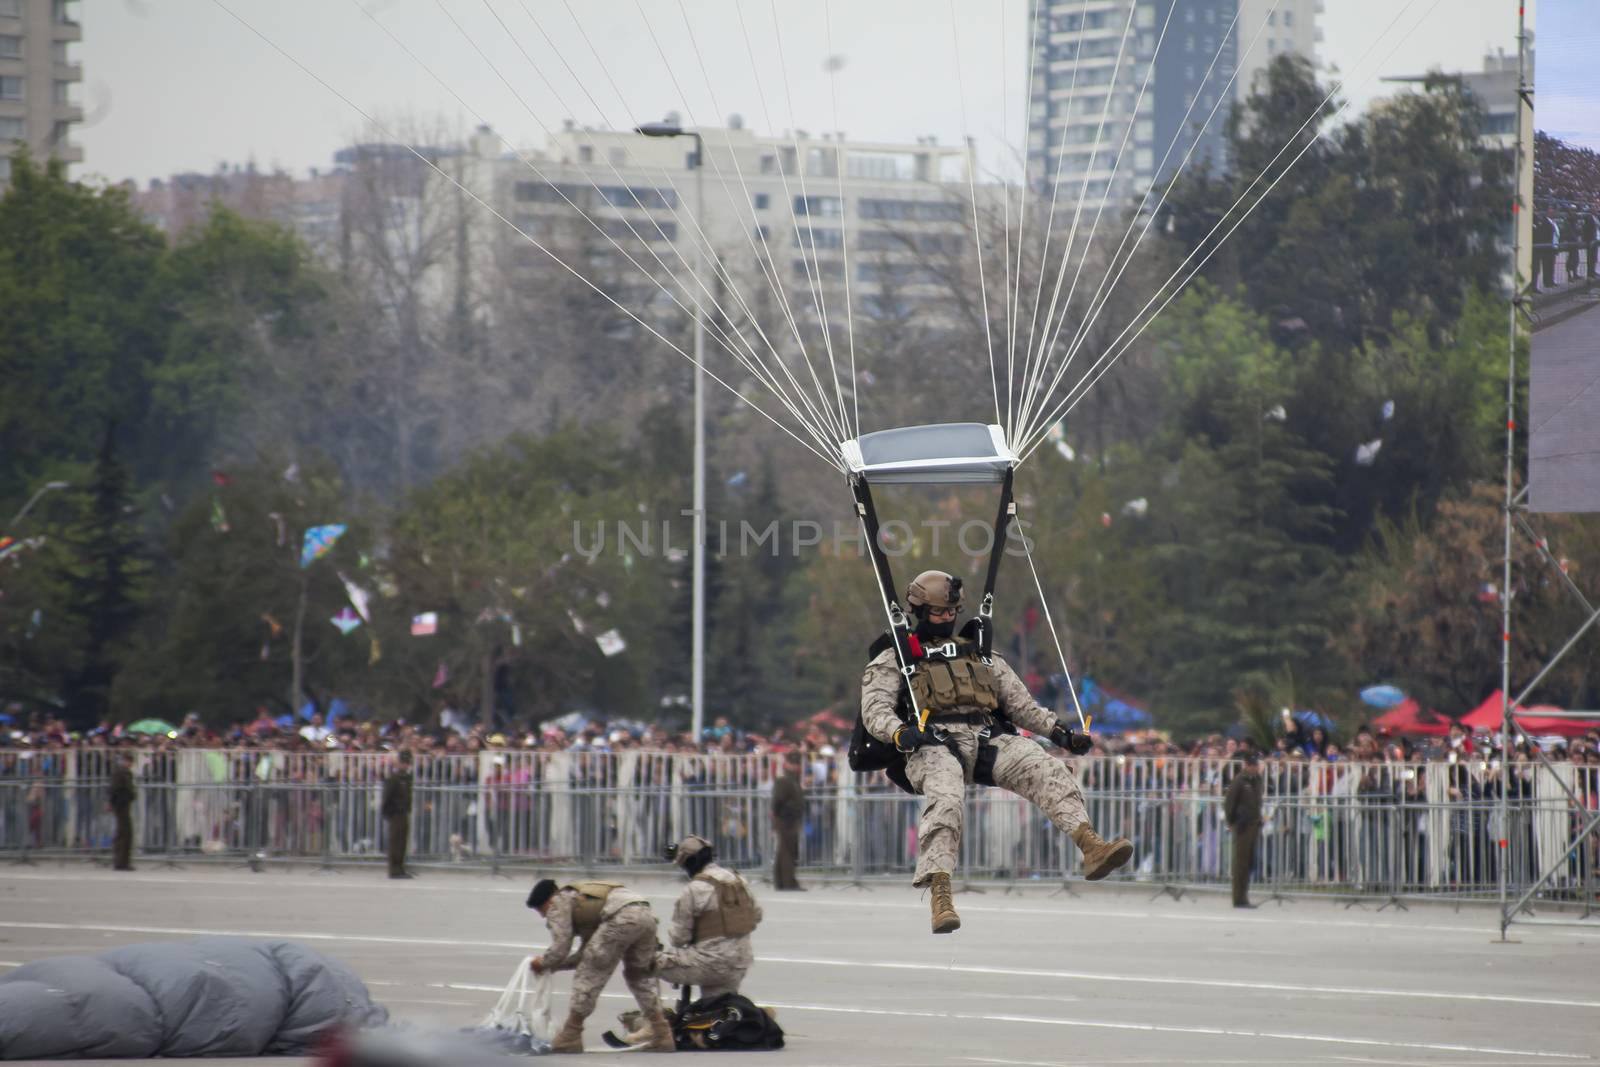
xmin=77 ymin=0 xmax=1525 ymax=187
xmin=1536 ymin=0 xmax=1595 ymax=151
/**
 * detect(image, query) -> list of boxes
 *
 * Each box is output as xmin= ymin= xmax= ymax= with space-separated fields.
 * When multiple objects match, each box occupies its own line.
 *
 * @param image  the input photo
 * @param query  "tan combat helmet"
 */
xmin=905 ymin=570 xmax=964 ymax=616
xmin=667 ymin=833 xmax=713 ymax=869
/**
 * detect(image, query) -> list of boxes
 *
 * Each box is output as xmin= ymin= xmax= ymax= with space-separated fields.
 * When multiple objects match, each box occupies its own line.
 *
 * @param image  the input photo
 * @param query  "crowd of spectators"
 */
xmin=1532 ymin=132 xmax=1600 ymax=290
xmin=1534 ymin=130 xmax=1600 ymax=208
xmin=3 ymin=701 xmax=1597 ymax=771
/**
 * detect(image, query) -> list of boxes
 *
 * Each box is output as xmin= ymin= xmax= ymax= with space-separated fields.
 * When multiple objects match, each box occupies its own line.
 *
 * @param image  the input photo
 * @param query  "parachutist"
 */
xmin=856 ymin=570 xmax=1132 ymax=934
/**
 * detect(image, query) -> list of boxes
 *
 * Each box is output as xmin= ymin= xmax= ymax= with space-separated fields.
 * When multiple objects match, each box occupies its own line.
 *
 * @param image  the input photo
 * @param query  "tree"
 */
xmin=114 ymin=456 xmax=370 ymax=724
xmin=152 ymin=208 xmax=338 ymax=490
xmin=59 ymin=424 xmax=148 ymax=726
xmin=1168 ymin=59 xmax=1510 ymax=352
xmin=0 ymin=154 xmax=167 ymax=502
xmin=1340 ymin=485 xmax=1600 ymax=714
xmin=1123 ymin=293 xmax=1341 ymax=729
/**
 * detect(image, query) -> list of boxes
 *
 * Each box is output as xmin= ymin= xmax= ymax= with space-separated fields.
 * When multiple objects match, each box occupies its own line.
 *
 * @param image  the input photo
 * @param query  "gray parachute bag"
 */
xmin=0 ymin=937 xmax=388 ymax=1060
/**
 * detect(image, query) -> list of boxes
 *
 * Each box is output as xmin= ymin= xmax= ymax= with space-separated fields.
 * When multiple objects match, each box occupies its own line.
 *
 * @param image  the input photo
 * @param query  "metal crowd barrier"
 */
xmin=1 ymin=749 xmax=1595 ymax=909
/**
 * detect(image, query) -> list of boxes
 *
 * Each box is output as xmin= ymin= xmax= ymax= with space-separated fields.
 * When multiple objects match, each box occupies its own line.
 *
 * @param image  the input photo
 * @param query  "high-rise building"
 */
xmin=1027 ymin=0 xmax=1319 ymax=208
xmin=0 ymin=0 xmax=83 ymax=185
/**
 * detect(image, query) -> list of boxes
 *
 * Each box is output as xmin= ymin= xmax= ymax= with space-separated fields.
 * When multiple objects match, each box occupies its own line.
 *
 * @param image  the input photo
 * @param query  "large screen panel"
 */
xmin=1531 ymin=0 xmax=1600 ymax=512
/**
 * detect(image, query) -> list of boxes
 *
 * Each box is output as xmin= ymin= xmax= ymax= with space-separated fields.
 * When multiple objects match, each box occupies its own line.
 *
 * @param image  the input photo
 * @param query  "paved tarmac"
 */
xmin=1531 ymin=300 xmax=1600 ymax=512
xmin=0 ymin=863 xmax=1596 ymax=1066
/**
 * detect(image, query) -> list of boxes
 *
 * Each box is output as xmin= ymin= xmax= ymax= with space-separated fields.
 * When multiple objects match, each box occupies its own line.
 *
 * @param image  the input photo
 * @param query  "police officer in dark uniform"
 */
xmin=382 ymin=748 xmax=414 ymax=879
xmin=109 ymin=750 xmax=137 ymax=871
xmin=770 ymin=752 xmax=805 ymax=891
xmin=1225 ymin=750 xmax=1264 ymax=908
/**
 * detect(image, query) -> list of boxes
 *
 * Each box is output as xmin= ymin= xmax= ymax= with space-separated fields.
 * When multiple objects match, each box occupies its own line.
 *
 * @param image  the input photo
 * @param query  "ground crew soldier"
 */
xmin=109 ymin=750 xmax=137 ymax=871
xmin=527 ymin=877 xmax=674 ymax=1054
xmin=1225 ymin=750 xmax=1264 ymax=909
xmin=861 ymin=570 xmax=1132 ymax=934
xmin=381 ymin=749 xmax=414 ymax=879
xmin=770 ymin=753 xmax=805 ymax=890
xmin=654 ymin=834 xmax=762 ymax=998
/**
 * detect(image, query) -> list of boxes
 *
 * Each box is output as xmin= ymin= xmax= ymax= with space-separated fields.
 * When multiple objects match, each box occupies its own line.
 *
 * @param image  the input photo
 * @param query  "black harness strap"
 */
xmin=973 ymin=467 xmax=1015 ymax=662
xmin=852 ymin=474 xmax=919 ymax=673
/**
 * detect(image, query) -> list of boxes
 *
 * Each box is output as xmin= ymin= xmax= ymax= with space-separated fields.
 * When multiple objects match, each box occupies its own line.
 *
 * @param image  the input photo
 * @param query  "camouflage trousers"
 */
xmin=906 ymin=728 xmax=1088 ymax=887
xmin=568 ymin=903 xmax=662 ymax=1020
xmin=655 ymin=937 xmax=753 ymax=999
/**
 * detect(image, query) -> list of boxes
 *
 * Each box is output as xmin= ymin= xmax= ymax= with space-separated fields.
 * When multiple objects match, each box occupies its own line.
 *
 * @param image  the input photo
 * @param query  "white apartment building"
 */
xmin=478 ymin=120 xmax=981 ymax=324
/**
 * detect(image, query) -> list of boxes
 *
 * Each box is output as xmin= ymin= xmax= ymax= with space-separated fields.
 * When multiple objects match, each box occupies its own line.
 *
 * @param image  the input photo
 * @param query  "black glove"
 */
xmin=1050 ymin=723 xmax=1093 ymax=755
xmin=894 ymin=721 xmax=928 ymax=753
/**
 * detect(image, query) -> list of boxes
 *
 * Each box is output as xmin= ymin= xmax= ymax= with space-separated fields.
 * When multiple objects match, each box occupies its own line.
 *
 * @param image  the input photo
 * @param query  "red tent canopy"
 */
xmin=806 ymin=708 xmax=854 ymax=732
xmin=1370 ymin=699 xmax=1451 ymax=737
xmin=1459 ymin=690 xmax=1593 ymax=738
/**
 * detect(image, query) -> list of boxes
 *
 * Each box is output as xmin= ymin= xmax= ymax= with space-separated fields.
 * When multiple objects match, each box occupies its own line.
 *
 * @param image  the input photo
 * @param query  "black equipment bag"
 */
xmin=672 ymin=993 xmax=785 ymax=1051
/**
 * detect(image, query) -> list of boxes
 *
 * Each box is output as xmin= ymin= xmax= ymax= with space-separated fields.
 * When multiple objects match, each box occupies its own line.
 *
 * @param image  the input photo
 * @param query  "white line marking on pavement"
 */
xmin=759 ymin=955 xmax=1600 ymax=1011
xmin=0 ymin=919 xmax=532 ymax=950
xmin=2 ymin=920 xmax=1591 ymax=1014
xmin=6 ymin=869 xmax=1591 ymax=941
xmin=549 ymin=988 xmax=1591 ymax=1062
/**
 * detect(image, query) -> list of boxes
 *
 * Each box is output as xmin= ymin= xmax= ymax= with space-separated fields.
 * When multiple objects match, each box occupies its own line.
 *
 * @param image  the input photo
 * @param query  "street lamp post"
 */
xmin=636 ymin=121 xmax=708 ymax=740
xmin=9 ymin=481 xmax=71 ymax=526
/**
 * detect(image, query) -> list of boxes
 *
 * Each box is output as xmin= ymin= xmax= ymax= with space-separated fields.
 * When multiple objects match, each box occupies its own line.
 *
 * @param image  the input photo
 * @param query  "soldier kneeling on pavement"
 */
xmin=527 ymin=877 xmax=674 ymax=1054
xmin=656 ymin=835 xmax=762 ymax=997
xmin=618 ymin=835 xmax=763 ymax=1047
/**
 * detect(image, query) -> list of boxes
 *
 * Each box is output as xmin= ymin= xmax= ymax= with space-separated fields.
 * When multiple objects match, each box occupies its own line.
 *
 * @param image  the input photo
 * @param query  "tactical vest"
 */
xmin=907 ymin=641 xmax=1000 ymax=719
xmin=565 ymin=881 xmax=622 ymax=938
xmin=690 ymin=872 xmax=760 ymax=942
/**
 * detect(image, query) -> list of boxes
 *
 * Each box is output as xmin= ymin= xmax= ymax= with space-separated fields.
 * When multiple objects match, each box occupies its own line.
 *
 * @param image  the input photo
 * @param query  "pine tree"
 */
xmin=61 ymin=423 xmax=147 ymax=727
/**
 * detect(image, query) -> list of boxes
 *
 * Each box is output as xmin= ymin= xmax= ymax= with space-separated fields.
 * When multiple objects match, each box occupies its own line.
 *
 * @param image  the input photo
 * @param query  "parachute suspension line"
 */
xmin=1005 ymin=0 xmax=1045 ymax=444
xmin=1018 ymin=0 xmax=1445 ymax=463
xmin=209 ymin=0 xmax=842 ymax=472
xmin=999 ymin=0 xmax=1016 ymax=441
xmin=419 ymin=1 xmax=819 ymax=451
xmin=729 ymin=0 xmax=849 ymax=447
xmin=1020 ymin=0 xmax=1265 ymax=450
xmin=765 ymin=0 xmax=854 ymax=446
xmin=361 ymin=0 xmax=768 ymax=414
xmin=1013 ymin=0 xmax=1140 ymax=443
xmin=510 ymin=0 xmax=847 ymax=447
xmin=1015 ymin=0 xmax=1177 ymax=442
xmin=711 ymin=0 xmax=853 ymax=447
xmin=823 ymin=0 xmax=860 ymax=439
xmin=372 ymin=0 xmax=822 ymax=446
xmin=419 ymin=0 xmax=829 ymax=447
xmin=947 ymin=0 xmax=1002 ymax=432
xmin=1012 ymin=0 xmax=1092 ymax=448
xmin=1019 ymin=521 xmax=1087 ymax=731
xmin=640 ymin=0 xmax=857 ymax=451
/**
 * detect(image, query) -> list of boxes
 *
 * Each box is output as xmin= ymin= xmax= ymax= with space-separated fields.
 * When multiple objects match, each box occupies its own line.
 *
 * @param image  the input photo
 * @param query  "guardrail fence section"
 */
xmin=2 ymin=749 xmax=1595 ymax=907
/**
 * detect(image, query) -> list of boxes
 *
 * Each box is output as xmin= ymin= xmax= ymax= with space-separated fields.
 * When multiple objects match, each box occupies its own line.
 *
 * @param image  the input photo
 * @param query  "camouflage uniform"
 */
xmin=538 ymin=884 xmax=662 ymax=1021
xmin=655 ymin=863 xmax=762 ymax=998
xmin=861 ymin=647 xmax=1088 ymax=887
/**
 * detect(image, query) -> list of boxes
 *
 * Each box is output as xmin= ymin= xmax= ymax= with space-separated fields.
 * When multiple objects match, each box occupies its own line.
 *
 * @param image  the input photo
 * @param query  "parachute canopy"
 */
xmin=841 ymin=423 xmax=1016 ymax=486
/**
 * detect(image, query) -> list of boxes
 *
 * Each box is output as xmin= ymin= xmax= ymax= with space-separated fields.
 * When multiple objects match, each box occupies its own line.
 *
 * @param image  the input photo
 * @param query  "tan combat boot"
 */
xmin=550 ymin=1010 xmax=586 ymax=1054
xmin=640 ymin=1010 xmax=676 ymax=1052
xmin=1071 ymin=823 xmax=1134 ymax=881
xmin=928 ymin=872 xmax=961 ymax=934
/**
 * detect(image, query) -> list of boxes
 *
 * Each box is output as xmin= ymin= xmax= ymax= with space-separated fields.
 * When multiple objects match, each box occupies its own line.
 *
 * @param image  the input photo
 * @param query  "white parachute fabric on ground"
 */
xmin=480 ymin=955 xmax=555 ymax=1041
xmin=0 ymin=937 xmax=388 ymax=1060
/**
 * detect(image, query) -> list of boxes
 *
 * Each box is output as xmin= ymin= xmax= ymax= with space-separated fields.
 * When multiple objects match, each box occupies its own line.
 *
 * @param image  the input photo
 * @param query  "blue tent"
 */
xmin=1293 ymin=709 xmax=1336 ymax=731
xmin=1076 ymin=677 xmax=1154 ymax=734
